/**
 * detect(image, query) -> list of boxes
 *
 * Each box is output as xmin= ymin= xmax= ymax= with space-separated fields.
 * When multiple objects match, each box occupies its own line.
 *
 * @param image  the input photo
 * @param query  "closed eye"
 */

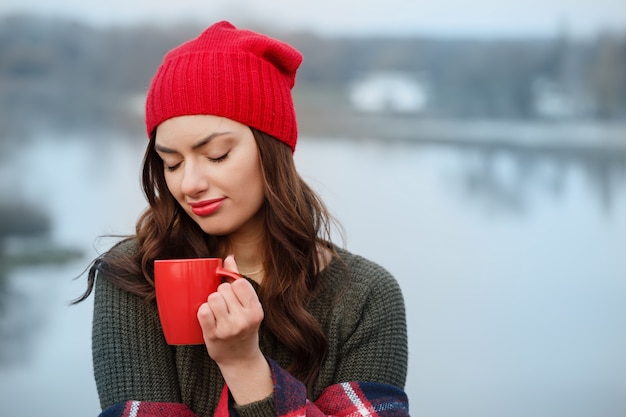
xmin=165 ymin=162 xmax=182 ymax=172
xmin=208 ymin=152 xmax=229 ymax=163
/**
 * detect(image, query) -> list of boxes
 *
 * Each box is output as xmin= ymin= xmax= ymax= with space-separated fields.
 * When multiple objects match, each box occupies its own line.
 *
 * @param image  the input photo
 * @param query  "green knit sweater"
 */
xmin=92 ymin=240 xmax=408 ymax=417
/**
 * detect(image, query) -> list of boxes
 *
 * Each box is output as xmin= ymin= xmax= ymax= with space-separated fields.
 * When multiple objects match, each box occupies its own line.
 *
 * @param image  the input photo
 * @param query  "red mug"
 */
xmin=154 ymin=258 xmax=241 ymax=345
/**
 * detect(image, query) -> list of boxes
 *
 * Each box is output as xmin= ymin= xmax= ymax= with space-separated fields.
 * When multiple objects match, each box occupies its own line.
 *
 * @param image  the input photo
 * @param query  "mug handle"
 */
xmin=216 ymin=266 xmax=242 ymax=283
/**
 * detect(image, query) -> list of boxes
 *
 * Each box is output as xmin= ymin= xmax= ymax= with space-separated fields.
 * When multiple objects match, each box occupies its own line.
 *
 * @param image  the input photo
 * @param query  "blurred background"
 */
xmin=0 ymin=1 xmax=625 ymax=416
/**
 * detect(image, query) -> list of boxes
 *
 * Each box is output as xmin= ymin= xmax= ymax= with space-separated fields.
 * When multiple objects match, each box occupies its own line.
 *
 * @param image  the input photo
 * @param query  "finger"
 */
xmin=229 ymin=280 xmax=264 ymax=326
xmin=223 ymin=254 xmax=239 ymax=273
xmin=230 ymin=278 xmax=262 ymax=308
xmin=216 ymin=282 xmax=242 ymax=312
xmin=197 ymin=302 xmax=216 ymax=331
xmin=206 ymin=291 xmax=231 ymax=318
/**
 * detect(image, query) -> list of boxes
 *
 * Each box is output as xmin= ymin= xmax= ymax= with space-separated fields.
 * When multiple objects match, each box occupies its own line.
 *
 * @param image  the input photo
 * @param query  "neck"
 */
xmin=223 ymin=226 xmax=265 ymax=281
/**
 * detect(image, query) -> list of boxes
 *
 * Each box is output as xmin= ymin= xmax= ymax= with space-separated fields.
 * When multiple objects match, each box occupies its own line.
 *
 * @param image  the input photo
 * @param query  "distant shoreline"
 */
xmin=4 ymin=111 xmax=625 ymax=158
xmin=297 ymin=112 xmax=626 ymax=155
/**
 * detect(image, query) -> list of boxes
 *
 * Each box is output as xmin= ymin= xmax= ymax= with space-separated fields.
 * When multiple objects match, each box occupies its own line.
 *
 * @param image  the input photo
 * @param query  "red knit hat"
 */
xmin=145 ymin=21 xmax=302 ymax=151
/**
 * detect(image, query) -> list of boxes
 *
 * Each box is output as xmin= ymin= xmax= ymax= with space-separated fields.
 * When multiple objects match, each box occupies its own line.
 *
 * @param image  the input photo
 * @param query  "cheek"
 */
xmin=241 ymin=163 xmax=265 ymax=195
xmin=231 ymin=164 xmax=265 ymax=208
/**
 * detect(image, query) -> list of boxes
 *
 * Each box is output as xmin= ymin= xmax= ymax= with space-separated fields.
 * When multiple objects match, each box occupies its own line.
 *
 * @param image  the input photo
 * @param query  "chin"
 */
xmin=194 ymin=219 xmax=237 ymax=236
xmin=198 ymin=225 xmax=231 ymax=236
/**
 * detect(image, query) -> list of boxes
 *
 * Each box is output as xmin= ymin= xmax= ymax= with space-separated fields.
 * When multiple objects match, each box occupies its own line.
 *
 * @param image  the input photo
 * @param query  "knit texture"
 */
xmin=92 ymin=241 xmax=408 ymax=417
xmin=145 ymin=21 xmax=302 ymax=151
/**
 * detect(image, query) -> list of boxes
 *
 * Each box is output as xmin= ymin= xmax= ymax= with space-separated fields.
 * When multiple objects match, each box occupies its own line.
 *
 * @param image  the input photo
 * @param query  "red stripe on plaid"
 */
xmin=116 ymin=401 xmax=197 ymax=417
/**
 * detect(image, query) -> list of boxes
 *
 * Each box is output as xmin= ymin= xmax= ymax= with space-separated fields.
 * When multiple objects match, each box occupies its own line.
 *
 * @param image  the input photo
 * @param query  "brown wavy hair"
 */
xmin=74 ymin=127 xmax=340 ymax=392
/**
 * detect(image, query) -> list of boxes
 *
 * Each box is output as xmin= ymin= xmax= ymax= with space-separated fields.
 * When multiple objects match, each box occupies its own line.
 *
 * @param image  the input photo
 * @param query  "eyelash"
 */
xmin=208 ymin=152 xmax=229 ymax=163
xmin=165 ymin=163 xmax=181 ymax=172
xmin=164 ymin=152 xmax=229 ymax=172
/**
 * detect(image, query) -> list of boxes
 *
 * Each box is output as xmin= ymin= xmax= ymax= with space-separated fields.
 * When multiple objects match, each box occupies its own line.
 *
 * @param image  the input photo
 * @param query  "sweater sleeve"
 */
xmin=92 ymin=269 xmax=182 ymax=409
xmin=328 ymin=256 xmax=408 ymax=389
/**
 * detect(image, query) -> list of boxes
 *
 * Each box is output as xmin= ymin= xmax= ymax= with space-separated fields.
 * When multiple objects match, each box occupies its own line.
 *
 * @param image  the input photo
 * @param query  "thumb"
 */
xmin=223 ymin=254 xmax=239 ymax=273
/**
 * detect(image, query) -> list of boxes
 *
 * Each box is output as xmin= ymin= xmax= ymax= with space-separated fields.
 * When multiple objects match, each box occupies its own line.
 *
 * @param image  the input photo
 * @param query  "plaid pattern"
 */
xmin=100 ymin=401 xmax=197 ymax=417
xmin=99 ymin=360 xmax=409 ymax=417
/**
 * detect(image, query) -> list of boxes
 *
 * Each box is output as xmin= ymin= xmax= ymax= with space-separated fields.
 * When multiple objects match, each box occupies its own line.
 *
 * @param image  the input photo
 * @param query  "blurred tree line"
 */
xmin=0 ymin=14 xmax=625 ymax=139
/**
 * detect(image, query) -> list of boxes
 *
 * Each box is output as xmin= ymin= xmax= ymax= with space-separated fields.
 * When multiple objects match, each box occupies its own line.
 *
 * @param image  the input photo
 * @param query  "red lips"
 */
xmin=189 ymin=198 xmax=225 ymax=216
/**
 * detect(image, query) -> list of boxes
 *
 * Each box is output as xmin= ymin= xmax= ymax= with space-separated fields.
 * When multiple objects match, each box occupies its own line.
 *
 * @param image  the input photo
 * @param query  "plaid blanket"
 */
xmin=99 ymin=359 xmax=409 ymax=417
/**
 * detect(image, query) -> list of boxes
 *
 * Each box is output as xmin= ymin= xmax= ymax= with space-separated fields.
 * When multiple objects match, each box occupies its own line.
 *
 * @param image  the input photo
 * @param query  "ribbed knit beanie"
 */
xmin=145 ymin=21 xmax=302 ymax=151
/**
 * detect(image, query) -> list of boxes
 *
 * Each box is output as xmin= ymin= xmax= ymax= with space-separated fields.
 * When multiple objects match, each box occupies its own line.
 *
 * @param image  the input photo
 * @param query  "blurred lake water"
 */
xmin=0 ymin=125 xmax=625 ymax=417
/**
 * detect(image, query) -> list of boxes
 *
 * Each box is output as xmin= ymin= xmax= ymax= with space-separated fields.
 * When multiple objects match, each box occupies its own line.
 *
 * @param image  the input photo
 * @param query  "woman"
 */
xmin=76 ymin=21 xmax=409 ymax=417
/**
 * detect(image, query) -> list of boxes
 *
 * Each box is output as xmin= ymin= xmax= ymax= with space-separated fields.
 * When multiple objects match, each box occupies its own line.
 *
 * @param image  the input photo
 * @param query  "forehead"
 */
xmin=156 ymin=115 xmax=249 ymax=143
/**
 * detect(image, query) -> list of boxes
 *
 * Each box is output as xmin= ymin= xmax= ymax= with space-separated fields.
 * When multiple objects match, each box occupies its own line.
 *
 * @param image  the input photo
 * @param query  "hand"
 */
xmin=197 ymin=255 xmax=265 ymax=367
xmin=197 ymin=255 xmax=272 ymax=405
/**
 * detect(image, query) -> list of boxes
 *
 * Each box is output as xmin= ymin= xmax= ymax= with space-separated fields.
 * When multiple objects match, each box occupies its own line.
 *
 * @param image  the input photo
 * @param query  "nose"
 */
xmin=179 ymin=160 xmax=209 ymax=197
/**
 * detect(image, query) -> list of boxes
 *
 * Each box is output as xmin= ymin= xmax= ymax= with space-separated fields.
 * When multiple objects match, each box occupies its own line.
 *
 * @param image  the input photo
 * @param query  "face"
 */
xmin=155 ymin=115 xmax=265 ymax=238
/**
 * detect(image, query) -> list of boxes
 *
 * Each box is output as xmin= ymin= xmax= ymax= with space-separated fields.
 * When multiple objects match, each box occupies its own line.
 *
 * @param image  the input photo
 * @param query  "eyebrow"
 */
xmin=154 ymin=131 xmax=231 ymax=153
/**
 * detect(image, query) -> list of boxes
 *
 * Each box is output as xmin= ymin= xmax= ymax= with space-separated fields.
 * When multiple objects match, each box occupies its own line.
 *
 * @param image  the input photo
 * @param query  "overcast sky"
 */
xmin=1 ymin=0 xmax=625 ymax=38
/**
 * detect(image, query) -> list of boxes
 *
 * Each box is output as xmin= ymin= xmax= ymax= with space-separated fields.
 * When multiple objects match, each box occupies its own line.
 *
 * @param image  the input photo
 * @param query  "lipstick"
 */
xmin=189 ymin=198 xmax=225 ymax=216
